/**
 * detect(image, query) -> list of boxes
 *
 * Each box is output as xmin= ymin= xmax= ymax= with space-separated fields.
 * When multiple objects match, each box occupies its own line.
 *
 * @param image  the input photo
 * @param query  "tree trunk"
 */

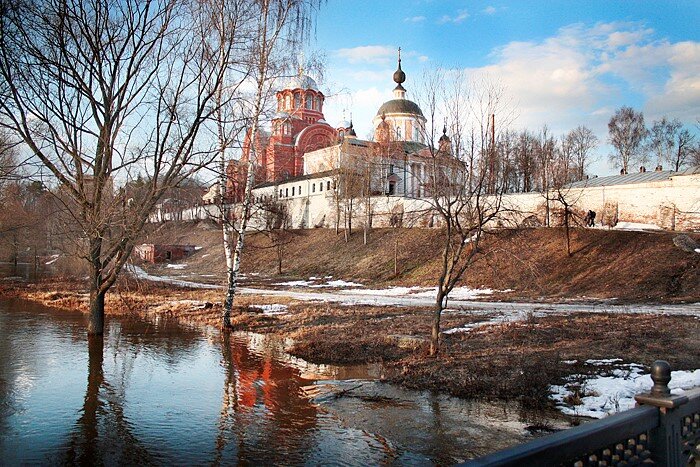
xmin=12 ymin=232 xmax=18 ymax=276
xmin=564 ymin=208 xmax=572 ymax=257
xmin=88 ymin=286 xmax=106 ymax=335
xmin=430 ymin=290 xmax=445 ymax=356
xmin=394 ymin=233 xmax=398 ymax=276
xmin=277 ymin=243 xmax=282 ymax=274
xmin=88 ymin=237 xmax=106 ymax=335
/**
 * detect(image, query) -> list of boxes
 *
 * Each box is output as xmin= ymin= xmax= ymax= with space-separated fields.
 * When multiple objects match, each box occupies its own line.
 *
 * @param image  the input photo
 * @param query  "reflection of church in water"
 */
xmin=223 ymin=51 xmax=456 ymax=227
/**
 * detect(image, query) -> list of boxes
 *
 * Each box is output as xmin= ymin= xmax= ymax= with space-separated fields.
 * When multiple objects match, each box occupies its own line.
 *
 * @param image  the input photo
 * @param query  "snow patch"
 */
xmin=275 ymin=280 xmax=315 ymax=287
xmin=613 ymin=222 xmax=662 ymax=232
xmin=695 ymin=248 xmax=700 ymax=254
xmin=166 ymin=263 xmax=187 ymax=270
xmin=45 ymin=254 xmax=60 ymax=265
xmin=275 ymin=278 xmax=363 ymax=288
xmin=126 ymin=264 xmax=222 ymax=289
xmin=315 ymin=280 xmax=362 ymax=288
xmin=443 ymin=310 xmax=547 ymax=334
xmin=251 ymin=304 xmax=289 ymax=315
xmin=550 ymin=363 xmax=700 ymax=419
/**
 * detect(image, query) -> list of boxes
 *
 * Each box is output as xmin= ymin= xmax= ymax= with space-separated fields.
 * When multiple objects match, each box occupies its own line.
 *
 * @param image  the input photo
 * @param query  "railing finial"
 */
xmin=635 ymin=359 xmax=688 ymax=409
xmin=650 ymin=360 xmax=671 ymax=396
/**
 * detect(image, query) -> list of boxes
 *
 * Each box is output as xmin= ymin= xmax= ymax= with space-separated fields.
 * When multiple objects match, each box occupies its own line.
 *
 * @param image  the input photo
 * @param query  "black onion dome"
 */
xmin=393 ymin=65 xmax=406 ymax=84
xmin=439 ymin=125 xmax=450 ymax=142
xmin=376 ymin=99 xmax=424 ymax=118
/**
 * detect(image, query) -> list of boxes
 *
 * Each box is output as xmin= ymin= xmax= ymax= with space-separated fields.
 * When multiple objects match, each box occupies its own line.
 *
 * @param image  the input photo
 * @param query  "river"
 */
xmin=0 ymin=298 xmax=566 ymax=465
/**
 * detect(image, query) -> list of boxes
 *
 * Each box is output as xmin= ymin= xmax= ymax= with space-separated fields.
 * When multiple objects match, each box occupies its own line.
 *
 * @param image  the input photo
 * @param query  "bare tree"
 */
xmin=608 ymin=106 xmax=647 ymax=174
xmin=416 ymin=69 xmax=511 ymax=356
xmin=673 ymin=128 xmax=695 ymax=172
xmin=258 ymin=197 xmax=293 ymax=274
xmin=0 ymin=0 xmax=229 ymax=334
xmin=649 ymin=117 xmax=681 ymax=169
xmin=220 ymin=0 xmax=322 ymax=327
xmin=565 ymin=125 xmax=598 ymax=181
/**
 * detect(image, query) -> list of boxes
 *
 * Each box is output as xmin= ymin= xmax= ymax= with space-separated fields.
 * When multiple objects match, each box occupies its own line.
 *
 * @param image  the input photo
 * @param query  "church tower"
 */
xmin=373 ymin=49 xmax=427 ymax=144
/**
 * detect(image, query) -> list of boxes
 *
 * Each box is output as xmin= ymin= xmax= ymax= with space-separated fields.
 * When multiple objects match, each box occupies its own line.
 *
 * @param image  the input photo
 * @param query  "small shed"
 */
xmin=134 ymin=244 xmax=196 ymax=263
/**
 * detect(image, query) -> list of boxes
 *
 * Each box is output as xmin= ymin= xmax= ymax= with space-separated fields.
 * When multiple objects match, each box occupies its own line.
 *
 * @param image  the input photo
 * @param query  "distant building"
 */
xmin=135 ymin=244 xmax=196 ymax=263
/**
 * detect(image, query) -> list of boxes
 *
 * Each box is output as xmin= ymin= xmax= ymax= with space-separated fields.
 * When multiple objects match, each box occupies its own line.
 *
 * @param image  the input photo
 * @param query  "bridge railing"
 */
xmin=462 ymin=360 xmax=700 ymax=466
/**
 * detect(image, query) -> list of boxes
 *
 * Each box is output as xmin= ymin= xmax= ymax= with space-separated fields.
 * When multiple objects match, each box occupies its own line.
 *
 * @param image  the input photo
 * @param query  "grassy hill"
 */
xmin=140 ymin=221 xmax=700 ymax=303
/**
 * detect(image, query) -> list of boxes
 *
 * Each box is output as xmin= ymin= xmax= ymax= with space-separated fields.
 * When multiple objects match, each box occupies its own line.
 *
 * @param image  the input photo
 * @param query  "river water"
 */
xmin=0 ymin=298 xmax=565 ymax=465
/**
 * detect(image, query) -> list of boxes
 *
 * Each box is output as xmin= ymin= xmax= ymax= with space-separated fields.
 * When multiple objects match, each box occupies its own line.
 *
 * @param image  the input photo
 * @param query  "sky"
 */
xmin=306 ymin=0 xmax=700 ymax=176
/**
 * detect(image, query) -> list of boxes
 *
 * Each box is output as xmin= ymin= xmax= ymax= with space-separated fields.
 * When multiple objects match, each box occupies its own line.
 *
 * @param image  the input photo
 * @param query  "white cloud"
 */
xmin=404 ymin=16 xmax=426 ymax=23
xmin=336 ymin=45 xmax=396 ymax=65
xmin=482 ymin=6 xmax=497 ymax=15
xmin=439 ymin=9 xmax=469 ymax=24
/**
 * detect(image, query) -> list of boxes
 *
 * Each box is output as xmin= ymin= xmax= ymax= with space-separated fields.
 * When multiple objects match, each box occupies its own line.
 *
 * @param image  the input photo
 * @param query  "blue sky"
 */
xmin=307 ymin=0 xmax=700 ymax=175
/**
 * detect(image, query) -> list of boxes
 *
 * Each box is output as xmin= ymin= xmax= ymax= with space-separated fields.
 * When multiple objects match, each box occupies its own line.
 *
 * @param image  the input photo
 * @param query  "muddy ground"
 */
xmin=3 ymin=277 xmax=698 ymax=411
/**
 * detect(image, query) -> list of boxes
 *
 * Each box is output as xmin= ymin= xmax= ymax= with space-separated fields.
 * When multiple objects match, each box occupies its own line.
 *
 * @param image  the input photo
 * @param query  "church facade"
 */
xmin=222 ymin=52 xmax=456 ymax=227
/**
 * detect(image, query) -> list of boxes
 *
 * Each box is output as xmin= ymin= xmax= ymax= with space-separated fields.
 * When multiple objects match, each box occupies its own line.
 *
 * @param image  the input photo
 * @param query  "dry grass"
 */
xmin=134 ymin=222 xmax=700 ymax=303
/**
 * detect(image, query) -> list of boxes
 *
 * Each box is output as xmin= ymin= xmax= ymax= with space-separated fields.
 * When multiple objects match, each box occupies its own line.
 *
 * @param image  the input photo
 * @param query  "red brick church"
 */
xmin=226 ymin=72 xmax=354 ymax=201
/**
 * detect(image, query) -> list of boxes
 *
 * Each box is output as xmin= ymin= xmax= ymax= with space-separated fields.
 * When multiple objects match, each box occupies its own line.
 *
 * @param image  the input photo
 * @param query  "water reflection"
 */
xmin=0 ymin=299 xmax=567 ymax=465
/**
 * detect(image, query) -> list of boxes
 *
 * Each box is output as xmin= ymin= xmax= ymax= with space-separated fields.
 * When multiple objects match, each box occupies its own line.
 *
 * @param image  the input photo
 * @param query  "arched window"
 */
xmin=285 ymin=94 xmax=291 ymax=110
xmin=305 ymin=94 xmax=312 ymax=109
xmin=294 ymin=93 xmax=301 ymax=108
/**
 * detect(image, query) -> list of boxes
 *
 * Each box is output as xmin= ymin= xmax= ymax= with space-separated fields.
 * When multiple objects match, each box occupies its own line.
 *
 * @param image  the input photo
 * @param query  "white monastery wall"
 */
xmin=154 ymin=172 xmax=700 ymax=232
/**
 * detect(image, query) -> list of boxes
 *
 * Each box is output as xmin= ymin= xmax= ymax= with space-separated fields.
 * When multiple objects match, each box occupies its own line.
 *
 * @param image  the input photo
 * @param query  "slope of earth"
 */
xmin=138 ymin=221 xmax=700 ymax=303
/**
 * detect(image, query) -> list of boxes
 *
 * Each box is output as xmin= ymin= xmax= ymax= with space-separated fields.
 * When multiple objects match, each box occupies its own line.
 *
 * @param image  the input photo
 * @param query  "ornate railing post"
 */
xmin=634 ymin=360 xmax=690 ymax=466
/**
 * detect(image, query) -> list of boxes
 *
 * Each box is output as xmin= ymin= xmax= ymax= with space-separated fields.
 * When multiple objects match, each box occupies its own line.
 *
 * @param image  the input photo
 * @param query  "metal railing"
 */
xmin=462 ymin=361 xmax=700 ymax=466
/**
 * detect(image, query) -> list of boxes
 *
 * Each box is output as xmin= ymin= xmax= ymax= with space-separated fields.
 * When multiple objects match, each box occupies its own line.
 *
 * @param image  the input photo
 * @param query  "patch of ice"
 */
xmin=562 ymin=360 xmax=578 ymax=365
xmin=166 ymin=263 xmax=187 ymax=269
xmin=550 ymin=363 xmax=700 ymax=419
xmin=194 ymin=246 xmax=203 ymax=250
xmin=251 ymin=304 xmax=289 ymax=315
xmin=613 ymin=222 xmax=662 ymax=231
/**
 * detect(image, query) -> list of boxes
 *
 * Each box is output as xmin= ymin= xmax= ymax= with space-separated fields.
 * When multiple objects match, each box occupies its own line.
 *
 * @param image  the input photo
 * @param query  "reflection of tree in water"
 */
xmin=63 ymin=336 xmax=153 ymax=465
xmin=214 ymin=332 xmax=319 ymax=464
xmin=107 ymin=315 xmax=203 ymax=366
xmin=62 ymin=316 xmax=206 ymax=464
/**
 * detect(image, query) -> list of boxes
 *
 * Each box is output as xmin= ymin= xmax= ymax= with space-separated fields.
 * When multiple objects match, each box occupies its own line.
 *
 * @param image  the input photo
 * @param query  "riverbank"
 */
xmin=127 ymin=222 xmax=700 ymax=303
xmin=2 ymin=275 xmax=698 ymax=418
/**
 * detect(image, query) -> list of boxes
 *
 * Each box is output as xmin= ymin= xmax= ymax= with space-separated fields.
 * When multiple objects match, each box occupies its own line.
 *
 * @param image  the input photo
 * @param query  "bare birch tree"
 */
xmin=219 ymin=0 xmax=322 ymax=327
xmin=0 ymin=0 xmax=229 ymax=334
xmin=608 ymin=106 xmax=647 ymax=174
xmin=565 ymin=125 xmax=598 ymax=181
